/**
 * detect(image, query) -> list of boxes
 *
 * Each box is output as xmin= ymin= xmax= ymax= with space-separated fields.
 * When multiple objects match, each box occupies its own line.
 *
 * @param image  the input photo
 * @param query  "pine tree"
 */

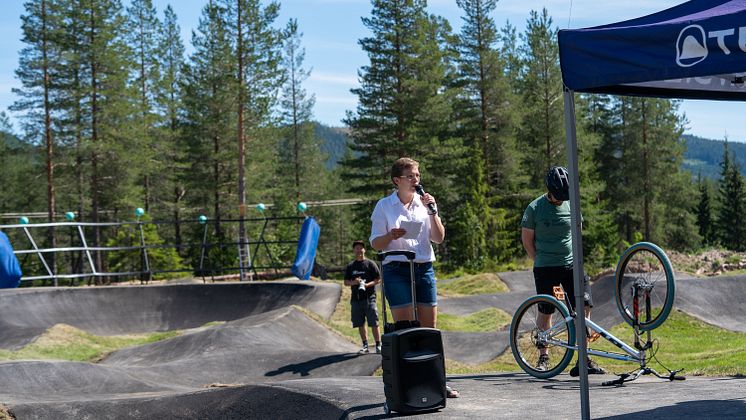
xmin=181 ymin=1 xmax=236 ymax=241
xmin=221 ymin=0 xmax=284 ymax=279
xmin=575 ymin=94 xmax=620 ymax=269
xmin=155 ymin=5 xmax=186 ymax=248
xmin=696 ymin=173 xmax=715 ymax=246
xmin=345 ymin=0 xmax=454 ymax=196
xmin=344 ymin=1 xmax=463 ymax=260
xmin=596 ymin=96 xmax=695 ymax=248
xmin=54 ymin=0 xmax=88 ymax=222
xmin=517 ymin=8 xmax=564 ymax=188
xmin=0 ymin=113 xmax=45 ymax=214
xmin=13 ymin=0 xmax=66 ymax=274
xmin=125 ymin=0 xmax=162 ymax=213
xmin=81 ymin=0 xmax=137 ymax=279
xmin=717 ymin=141 xmax=746 ymax=251
xmin=451 ymin=0 xmax=520 ymax=267
xmin=277 ymin=19 xmax=327 ymax=205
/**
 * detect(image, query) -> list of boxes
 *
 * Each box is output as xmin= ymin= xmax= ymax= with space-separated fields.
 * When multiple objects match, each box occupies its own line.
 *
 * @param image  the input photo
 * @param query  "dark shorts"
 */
xmin=382 ymin=261 xmax=437 ymax=309
xmin=533 ymin=264 xmax=593 ymax=314
xmin=351 ymin=298 xmax=379 ymax=327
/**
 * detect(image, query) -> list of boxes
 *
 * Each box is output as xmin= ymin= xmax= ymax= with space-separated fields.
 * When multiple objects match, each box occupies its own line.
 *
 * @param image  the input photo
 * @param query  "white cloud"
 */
xmin=316 ymin=95 xmax=357 ymax=105
xmin=309 ymin=72 xmax=359 ymax=86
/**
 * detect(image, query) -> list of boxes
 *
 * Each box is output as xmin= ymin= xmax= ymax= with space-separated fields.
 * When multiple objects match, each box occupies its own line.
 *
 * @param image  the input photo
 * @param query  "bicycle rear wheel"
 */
xmin=615 ymin=242 xmax=675 ymax=331
xmin=510 ymin=295 xmax=576 ymax=379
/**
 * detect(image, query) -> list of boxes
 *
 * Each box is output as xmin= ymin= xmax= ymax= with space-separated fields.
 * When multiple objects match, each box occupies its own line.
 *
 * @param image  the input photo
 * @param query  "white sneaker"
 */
xmin=375 ymin=344 xmax=382 ymax=354
xmin=358 ymin=345 xmax=369 ymax=354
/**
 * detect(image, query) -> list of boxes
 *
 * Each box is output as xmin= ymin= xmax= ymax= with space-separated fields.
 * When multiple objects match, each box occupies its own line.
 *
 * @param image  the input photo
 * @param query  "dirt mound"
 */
xmin=667 ymin=248 xmax=746 ymax=277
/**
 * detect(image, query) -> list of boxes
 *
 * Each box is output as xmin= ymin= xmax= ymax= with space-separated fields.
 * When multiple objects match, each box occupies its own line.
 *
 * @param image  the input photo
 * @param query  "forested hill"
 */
xmin=314 ymin=122 xmax=349 ymax=169
xmin=313 ymin=127 xmax=746 ymax=178
xmin=683 ymin=134 xmax=746 ymax=179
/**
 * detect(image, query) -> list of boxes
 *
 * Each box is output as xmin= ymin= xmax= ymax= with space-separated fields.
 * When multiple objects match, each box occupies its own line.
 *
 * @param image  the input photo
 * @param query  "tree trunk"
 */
xmin=642 ymin=100 xmax=651 ymax=241
xmin=236 ymin=0 xmax=250 ymax=280
xmin=41 ymin=0 xmax=57 ymax=283
xmin=89 ymin=5 xmax=102 ymax=284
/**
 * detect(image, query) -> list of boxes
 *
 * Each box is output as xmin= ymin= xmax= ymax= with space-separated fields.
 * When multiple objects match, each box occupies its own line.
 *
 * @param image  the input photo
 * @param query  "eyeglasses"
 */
xmin=397 ymin=174 xmax=420 ymax=181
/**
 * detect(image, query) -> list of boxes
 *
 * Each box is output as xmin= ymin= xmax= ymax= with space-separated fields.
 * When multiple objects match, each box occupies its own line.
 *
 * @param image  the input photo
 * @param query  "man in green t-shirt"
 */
xmin=521 ymin=166 xmax=605 ymax=376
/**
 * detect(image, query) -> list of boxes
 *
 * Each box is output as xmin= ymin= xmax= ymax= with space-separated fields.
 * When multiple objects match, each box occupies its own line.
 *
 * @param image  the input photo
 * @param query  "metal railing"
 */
xmin=0 ymin=216 xmax=306 ymax=286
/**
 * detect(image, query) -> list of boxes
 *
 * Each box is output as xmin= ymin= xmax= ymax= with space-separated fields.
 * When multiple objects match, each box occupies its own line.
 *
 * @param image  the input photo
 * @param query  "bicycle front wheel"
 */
xmin=615 ymin=242 xmax=675 ymax=331
xmin=510 ymin=295 xmax=576 ymax=379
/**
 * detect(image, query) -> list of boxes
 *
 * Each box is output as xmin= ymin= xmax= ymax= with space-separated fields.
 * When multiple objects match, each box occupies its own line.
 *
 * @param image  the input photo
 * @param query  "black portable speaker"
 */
xmin=377 ymin=250 xmax=447 ymax=415
xmin=381 ymin=327 xmax=446 ymax=413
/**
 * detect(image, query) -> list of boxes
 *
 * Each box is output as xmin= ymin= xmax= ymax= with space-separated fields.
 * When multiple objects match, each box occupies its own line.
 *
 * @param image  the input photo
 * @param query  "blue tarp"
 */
xmin=0 ymin=231 xmax=22 ymax=288
xmin=559 ymin=0 xmax=746 ymax=99
xmin=291 ymin=217 xmax=320 ymax=280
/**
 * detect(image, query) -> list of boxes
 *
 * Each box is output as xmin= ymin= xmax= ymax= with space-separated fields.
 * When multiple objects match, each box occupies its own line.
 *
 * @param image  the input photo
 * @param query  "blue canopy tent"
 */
xmin=558 ymin=1 xmax=746 ymax=417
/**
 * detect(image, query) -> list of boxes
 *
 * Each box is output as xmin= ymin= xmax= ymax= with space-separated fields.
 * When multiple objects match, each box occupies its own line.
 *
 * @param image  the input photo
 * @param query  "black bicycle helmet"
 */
xmin=545 ymin=166 xmax=570 ymax=201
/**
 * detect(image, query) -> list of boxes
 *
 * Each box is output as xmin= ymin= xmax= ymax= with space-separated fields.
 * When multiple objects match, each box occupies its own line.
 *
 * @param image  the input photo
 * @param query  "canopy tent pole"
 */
xmin=563 ymin=87 xmax=590 ymax=420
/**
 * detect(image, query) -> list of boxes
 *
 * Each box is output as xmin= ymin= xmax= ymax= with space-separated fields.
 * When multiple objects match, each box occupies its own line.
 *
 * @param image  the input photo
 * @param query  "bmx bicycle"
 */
xmin=510 ymin=242 xmax=685 ymax=386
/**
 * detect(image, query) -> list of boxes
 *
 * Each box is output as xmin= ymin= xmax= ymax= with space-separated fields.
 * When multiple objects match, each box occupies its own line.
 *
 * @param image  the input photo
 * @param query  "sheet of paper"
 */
xmin=400 ymin=220 xmax=423 ymax=239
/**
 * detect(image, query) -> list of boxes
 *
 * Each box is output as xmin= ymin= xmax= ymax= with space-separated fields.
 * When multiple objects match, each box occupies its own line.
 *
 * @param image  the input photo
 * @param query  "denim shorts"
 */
xmin=382 ymin=261 xmax=437 ymax=309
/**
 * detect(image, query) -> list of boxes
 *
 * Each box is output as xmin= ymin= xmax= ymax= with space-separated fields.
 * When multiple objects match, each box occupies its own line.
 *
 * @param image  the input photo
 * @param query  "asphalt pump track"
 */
xmin=1 ymin=275 xmax=745 ymax=418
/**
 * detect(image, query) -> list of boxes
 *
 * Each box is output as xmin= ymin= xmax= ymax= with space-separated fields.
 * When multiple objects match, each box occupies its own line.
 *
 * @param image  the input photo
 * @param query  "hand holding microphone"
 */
xmin=415 ymin=184 xmax=438 ymax=215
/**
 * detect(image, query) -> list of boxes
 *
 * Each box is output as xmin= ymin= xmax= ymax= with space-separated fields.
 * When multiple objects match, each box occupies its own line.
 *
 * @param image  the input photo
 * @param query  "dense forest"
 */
xmin=2 ymin=0 xmax=745 ymax=280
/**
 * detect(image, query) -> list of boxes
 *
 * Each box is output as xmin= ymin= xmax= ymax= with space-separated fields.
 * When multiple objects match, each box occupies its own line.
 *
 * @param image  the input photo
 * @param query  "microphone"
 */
xmin=414 ymin=184 xmax=437 ymax=215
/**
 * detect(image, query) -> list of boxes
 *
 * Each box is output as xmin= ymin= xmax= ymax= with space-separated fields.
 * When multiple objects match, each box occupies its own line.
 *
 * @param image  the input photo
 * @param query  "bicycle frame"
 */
xmin=543 ymin=283 xmax=654 ymax=366
xmin=541 ymin=315 xmax=647 ymax=364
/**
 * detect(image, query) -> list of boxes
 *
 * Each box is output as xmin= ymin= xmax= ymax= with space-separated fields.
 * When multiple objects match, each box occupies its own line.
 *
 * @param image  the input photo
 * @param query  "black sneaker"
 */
xmin=570 ymin=358 xmax=606 ymax=377
xmin=536 ymin=354 xmax=550 ymax=371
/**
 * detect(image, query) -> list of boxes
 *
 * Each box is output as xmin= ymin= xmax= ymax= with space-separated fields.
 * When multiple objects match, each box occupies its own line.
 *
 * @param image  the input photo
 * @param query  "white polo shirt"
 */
xmin=369 ymin=191 xmax=435 ymax=264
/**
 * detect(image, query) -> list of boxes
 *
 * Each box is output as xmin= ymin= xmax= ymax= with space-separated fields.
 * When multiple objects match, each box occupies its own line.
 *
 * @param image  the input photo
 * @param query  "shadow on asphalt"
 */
xmin=265 ymin=353 xmax=362 ymax=377
xmin=597 ymin=398 xmax=746 ymax=419
xmin=342 ymin=402 xmax=387 ymax=419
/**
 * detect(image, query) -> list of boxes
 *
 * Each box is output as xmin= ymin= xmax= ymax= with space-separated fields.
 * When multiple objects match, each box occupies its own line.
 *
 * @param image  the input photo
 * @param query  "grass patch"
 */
xmin=445 ymin=344 xmax=519 ymax=374
xmin=588 ymin=310 xmax=746 ymax=377
xmin=438 ymin=273 xmax=509 ymax=297
xmin=327 ymin=280 xmax=392 ymax=344
xmin=325 ymin=280 xmax=510 ymax=341
xmin=438 ymin=308 xmax=511 ymax=333
xmin=0 ymin=324 xmax=179 ymax=362
xmin=444 ymin=310 xmax=746 ymax=376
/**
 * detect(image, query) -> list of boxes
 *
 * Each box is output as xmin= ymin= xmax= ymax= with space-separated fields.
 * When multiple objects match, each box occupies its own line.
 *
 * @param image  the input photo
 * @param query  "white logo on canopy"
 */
xmin=677 ymin=25 xmax=708 ymax=67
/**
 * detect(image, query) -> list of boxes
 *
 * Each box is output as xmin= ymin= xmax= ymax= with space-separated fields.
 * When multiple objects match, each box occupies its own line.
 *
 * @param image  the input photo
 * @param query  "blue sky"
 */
xmin=0 ymin=0 xmax=743 ymax=141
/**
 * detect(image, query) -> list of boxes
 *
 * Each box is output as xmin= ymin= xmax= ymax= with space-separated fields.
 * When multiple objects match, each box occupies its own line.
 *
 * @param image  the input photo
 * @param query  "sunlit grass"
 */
xmin=587 ymin=309 xmax=746 ymax=377
xmin=324 ymin=280 xmax=510 ymax=342
xmin=438 ymin=273 xmax=509 ymax=297
xmin=438 ymin=308 xmax=511 ymax=333
xmin=0 ymin=324 xmax=180 ymax=362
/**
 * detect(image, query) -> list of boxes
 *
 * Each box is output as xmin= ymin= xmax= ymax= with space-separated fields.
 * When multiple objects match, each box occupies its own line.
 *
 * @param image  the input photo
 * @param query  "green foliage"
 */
xmin=517 ymin=8 xmax=564 ymax=188
xmin=314 ymin=123 xmax=350 ymax=170
xmin=276 ymin=20 xmax=330 ymax=207
xmin=683 ymin=134 xmax=746 ymax=179
xmin=0 ymin=113 xmax=45 ymax=213
xmin=105 ymin=216 xmax=186 ymax=279
xmin=696 ymin=174 xmax=716 ymax=246
xmin=449 ymin=0 xmax=520 ymax=269
xmin=717 ymin=142 xmax=746 ymax=251
xmin=343 ymin=0 xmax=460 ymax=200
xmin=9 ymin=1 xmax=746 ymax=278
